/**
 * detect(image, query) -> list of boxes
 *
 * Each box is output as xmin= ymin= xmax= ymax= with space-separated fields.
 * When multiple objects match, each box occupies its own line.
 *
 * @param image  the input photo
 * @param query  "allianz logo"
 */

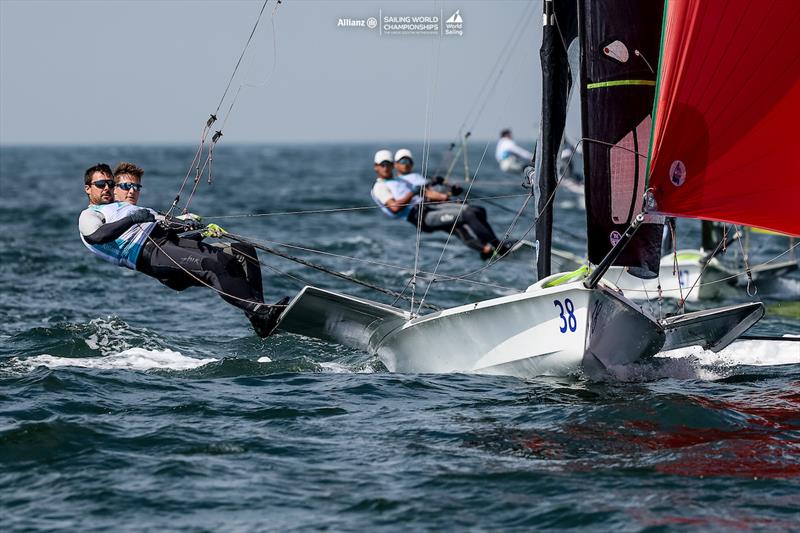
xmin=337 ymin=17 xmax=378 ymax=29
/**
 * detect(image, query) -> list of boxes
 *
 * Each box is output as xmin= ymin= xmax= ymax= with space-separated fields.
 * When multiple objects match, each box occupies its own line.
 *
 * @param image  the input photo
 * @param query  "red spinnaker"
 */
xmin=648 ymin=0 xmax=800 ymax=236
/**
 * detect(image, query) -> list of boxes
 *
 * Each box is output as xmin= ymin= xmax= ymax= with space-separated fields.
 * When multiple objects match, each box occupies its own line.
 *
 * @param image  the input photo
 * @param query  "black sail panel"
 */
xmin=534 ymin=0 xmax=577 ymax=279
xmin=579 ymin=0 xmax=664 ymax=277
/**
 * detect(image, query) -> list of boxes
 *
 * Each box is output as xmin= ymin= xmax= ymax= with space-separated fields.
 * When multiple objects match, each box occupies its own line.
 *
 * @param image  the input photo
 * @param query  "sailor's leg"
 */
xmin=229 ymin=243 xmax=264 ymax=302
xmin=460 ymin=205 xmax=500 ymax=246
xmin=422 ymin=204 xmax=486 ymax=252
xmin=451 ymin=225 xmax=485 ymax=252
xmin=142 ymin=240 xmax=265 ymax=314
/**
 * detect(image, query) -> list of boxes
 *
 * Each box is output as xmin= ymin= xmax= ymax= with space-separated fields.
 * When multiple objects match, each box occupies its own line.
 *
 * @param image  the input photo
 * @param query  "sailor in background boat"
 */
xmin=78 ymin=163 xmax=285 ymax=337
xmin=371 ymin=149 xmax=512 ymax=259
xmin=495 ymin=129 xmax=533 ymax=173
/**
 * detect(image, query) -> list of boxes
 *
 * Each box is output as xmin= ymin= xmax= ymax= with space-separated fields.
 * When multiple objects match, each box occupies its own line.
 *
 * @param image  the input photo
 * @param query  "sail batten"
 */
xmin=648 ymin=0 xmax=800 ymax=237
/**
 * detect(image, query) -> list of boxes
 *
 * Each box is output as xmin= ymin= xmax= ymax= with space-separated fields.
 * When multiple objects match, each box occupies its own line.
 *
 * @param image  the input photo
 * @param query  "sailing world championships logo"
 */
xmin=382 ymin=14 xmax=440 ymax=35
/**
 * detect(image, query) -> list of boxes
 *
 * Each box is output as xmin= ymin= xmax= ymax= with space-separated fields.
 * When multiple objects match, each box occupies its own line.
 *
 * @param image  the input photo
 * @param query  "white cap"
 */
xmin=374 ymin=149 xmax=393 ymax=165
xmin=394 ymin=148 xmax=413 ymax=162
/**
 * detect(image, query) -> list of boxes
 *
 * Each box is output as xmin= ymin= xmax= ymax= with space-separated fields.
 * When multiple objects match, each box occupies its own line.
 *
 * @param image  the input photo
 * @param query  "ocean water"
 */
xmin=1 ymin=144 xmax=799 ymax=531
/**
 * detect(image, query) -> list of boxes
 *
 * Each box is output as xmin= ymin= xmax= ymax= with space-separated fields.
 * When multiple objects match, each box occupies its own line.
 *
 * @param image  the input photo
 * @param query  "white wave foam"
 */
xmin=20 ymin=348 xmax=217 ymax=371
xmin=318 ymin=361 xmax=378 ymax=374
xmin=318 ymin=362 xmax=352 ymax=373
xmin=657 ymin=338 xmax=800 ymax=367
xmin=257 ymin=356 xmax=272 ymax=363
xmin=84 ymin=317 xmax=136 ymax=355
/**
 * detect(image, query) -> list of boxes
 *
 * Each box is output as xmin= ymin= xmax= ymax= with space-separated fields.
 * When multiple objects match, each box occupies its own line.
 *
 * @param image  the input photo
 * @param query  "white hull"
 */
xmin=277 ymin=279 xmax=666 ymax=379
xmin=276 ymin=277 xmax=762 ymax=379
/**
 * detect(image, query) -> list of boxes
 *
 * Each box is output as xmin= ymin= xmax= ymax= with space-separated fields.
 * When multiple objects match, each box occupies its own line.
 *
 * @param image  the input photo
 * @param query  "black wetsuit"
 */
xmin=407 ymin=203 xmax=501 ymax=253
xmin=136 ymin=225 xmax=266 ymax=316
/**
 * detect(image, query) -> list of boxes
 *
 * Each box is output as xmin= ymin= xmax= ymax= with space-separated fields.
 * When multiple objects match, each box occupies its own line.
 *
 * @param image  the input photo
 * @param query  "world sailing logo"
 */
xmin=445 ymin=9 xmax=464 ymax=36
xmin=446 ymin=10 xmax=463 ymax=23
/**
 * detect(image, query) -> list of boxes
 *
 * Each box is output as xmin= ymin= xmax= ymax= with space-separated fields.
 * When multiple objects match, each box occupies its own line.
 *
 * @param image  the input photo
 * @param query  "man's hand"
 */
xmin=176 ymin=213 xmax=203 ymax=231
xmin=129 ymin=209 xmax=156 ymax=224
xmin=201 ymin=223 xmax=227 ymax=238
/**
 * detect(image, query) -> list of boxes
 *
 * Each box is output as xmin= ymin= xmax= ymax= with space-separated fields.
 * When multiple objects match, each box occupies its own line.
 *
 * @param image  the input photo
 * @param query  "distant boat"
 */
xmin=611 ymin=225 xmax=798 ymax=303
xmin=275 ymin=0 xmax=797 ymax=378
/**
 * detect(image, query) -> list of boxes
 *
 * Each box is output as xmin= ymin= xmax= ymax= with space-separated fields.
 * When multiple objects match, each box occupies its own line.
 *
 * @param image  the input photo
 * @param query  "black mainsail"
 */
xmin=578 ymin=0 xmax=664 ymax=278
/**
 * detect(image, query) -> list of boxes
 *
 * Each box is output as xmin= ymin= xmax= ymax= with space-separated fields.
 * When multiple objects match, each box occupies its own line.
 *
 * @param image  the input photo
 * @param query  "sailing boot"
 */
xmin=496 ymin=240 xmax=519 ymax=256
xmin=248 ymin=297 xmax=291 ymax=338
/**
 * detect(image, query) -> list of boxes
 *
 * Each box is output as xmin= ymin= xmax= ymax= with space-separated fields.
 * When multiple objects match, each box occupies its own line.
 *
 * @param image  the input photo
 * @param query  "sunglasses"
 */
xmin=91 ymin=180 xmax=115 ymax=189
xmin=396 ymin=157 xmax=413 ymax=165
xmin=378 ymin=161 xmax=394 ymax=168
xmin=117 ymin=182 xmax=143 ymax=191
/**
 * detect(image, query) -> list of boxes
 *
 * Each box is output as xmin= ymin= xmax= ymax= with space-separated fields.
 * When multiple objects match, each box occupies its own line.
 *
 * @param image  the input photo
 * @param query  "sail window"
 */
xmin=602 ymin=40 xmax=629 ymax=63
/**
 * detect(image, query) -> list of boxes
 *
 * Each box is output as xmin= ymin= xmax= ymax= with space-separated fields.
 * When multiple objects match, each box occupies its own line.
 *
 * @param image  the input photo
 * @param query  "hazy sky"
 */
xmin=0 ymin=0 xmax=575 ymax=145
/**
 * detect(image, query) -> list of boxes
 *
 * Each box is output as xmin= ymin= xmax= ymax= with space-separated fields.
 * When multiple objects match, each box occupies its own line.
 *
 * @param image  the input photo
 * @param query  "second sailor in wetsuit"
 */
xmin=78 ymin=162 xmax=286 ymax=337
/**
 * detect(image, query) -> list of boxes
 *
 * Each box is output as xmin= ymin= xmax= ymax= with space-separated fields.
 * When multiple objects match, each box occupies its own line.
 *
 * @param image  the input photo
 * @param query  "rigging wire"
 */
xmin=440 ymin=139 xmax=586 ymax=283
xmin=432 ymin=3 xmax=536 ymax=179
xmin=200 ymin=193 xmax=531 ymax=219
xmin=247 ymin=236 xmax=521 ymax=292
xmin=455 ymin=1 xmax=536 ymax=139
xmin=224 ymin=232 xmax=441 ymax=311
xmin=170 ymin=0 xmax=279 ymax=216
xmin=410 ymin=12 xmax=445 ymax=316
xmin=415 ymin=140 xmax=495 ymax=313
xmin=214 ymin=0 xmax=271 ymax=117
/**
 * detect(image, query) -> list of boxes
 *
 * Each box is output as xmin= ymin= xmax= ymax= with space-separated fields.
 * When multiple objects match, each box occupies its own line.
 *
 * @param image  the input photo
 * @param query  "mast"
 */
xmin=535 ymin=0 xmax=573 ymax=279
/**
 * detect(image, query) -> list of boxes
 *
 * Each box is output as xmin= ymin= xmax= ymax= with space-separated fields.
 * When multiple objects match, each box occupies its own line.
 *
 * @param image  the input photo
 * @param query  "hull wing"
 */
xmin=660 ymin=302 xmax=765 ymax=352
xmin=276 ymin=286 xmax=409 ymax=351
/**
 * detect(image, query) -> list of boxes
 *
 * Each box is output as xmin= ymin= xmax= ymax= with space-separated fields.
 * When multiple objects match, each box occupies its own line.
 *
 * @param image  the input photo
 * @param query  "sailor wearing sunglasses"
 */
xmin=114 ymin=162 xmax=144 ymax=204
xmin=78 ymin=162 xmax=286 ymax=338
xmin=79 ymin=163 xmax=158 ymax=270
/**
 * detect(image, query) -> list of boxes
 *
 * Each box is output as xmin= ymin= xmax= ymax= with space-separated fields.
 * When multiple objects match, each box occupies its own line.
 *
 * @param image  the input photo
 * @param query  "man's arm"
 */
xmin=423 ymin=189 xmax=450 ymax=202
xmin=510 ymin=142 xmax=534 ymax=161
xmin=80 ymin=209 xmax=154 ymax=245
xmin=385 ymin=191 xmax=417 ymax=213
xmin=373 ymin=182 xmax=416 ymax=214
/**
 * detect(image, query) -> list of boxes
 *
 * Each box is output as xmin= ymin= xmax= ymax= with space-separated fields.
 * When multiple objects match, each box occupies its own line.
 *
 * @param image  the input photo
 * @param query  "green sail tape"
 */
xmin=586 ymin=79 xmax=656 ymax=89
